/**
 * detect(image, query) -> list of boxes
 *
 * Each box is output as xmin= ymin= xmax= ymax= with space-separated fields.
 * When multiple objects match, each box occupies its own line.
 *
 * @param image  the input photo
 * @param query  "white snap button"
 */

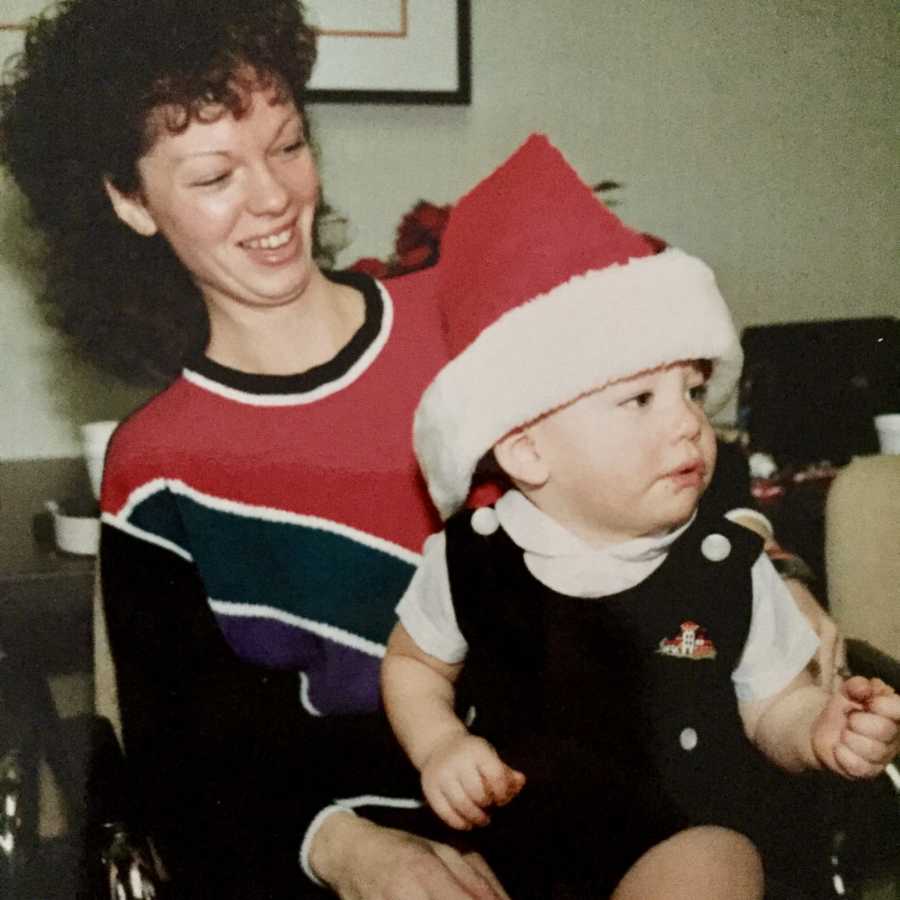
xmin=470 ymin=507 xmax=500 ymax=536
xmin=679 ymin=727 xmax=698 ymax=751
xmin=701 ymin=533 xmax=731 ymax=562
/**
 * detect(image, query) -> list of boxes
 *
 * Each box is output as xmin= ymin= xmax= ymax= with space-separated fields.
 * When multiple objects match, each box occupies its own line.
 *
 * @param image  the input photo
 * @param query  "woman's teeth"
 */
xmin=245 ymin=228 xmax=291 ymax=250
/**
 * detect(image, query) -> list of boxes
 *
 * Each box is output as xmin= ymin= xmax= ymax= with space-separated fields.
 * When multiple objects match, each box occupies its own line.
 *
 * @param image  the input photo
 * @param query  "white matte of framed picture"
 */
xmin=0 ymin=1 xmax=472 ymax=106
xmin=305 ymin=0 xmax=471 ymax=104
xmin=0 ymin=0 xmax=46 ymax=65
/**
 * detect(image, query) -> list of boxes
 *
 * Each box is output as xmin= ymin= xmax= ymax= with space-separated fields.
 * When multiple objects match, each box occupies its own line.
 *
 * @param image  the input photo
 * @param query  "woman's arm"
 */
xmin=100 ymin=524 xmax=336 ymax=888
xmin=101 ymin=525 xmax=513 ymax=897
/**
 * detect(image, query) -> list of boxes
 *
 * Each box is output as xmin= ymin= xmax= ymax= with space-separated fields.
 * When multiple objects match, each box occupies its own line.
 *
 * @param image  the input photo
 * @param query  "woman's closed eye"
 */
xmin=190 ymin=170 xmax=231 ymax=188
xmin=278 ymin=137 xmax=306 ymax=156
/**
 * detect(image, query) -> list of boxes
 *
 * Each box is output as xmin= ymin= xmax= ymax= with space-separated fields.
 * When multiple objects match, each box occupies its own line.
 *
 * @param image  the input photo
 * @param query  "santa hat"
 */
xmin=414 ymin=134 xmax=742 ymax=520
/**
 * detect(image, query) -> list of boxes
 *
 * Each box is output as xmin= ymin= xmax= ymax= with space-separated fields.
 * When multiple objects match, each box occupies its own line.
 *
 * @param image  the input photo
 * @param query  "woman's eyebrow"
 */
xmin=174 ymin=149 xmax=231 ymax=161
xmin=168 ymin=111 xmax=303 ymax=163
xmin=270 ymin=111 xmax=304 ymax=141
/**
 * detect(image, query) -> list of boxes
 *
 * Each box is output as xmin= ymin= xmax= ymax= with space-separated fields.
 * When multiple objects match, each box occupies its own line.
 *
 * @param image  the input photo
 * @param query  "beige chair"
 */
xmin=825 ymin=454 xmax=900 ymax=662
xmin=92 ymin=565 xmax=122 ymax=745
xmin=823 ymin=455 xmax=900 ymax=900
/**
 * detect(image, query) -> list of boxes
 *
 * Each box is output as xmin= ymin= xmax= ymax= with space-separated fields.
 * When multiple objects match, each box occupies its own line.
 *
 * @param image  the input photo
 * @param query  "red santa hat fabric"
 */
xmin=414 ymin=133 xmax=742 ymax=519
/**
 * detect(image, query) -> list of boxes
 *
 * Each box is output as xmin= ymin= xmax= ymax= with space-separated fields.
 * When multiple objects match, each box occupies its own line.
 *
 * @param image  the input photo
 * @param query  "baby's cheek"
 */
xmin=700 ymin=427 xmax=717 ymax=485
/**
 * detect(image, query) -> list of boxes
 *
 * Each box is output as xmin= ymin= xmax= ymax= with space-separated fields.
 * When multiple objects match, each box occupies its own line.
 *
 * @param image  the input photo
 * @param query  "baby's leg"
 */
xmin=611 ymin=825 xmax=763 ymax=900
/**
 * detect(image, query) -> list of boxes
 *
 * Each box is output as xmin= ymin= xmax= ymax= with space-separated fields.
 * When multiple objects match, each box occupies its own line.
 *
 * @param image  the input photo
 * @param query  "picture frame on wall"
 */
xmin=0 ymin=0 xmax=46 ymax=65
xmin=1 ymin=1 xmax=472 ymax=107
xmin=305 ymin=0 xmax=471 ymax=105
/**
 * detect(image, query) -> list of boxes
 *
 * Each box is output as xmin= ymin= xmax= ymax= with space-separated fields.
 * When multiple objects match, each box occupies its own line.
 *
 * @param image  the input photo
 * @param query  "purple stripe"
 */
xmin=215 ymin=613 xmax=382 ymax=714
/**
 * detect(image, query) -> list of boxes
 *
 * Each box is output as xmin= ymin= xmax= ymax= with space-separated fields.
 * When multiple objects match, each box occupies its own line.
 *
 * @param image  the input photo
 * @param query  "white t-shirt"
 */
xmin=396 ymin=490 xmax=819 ymax=703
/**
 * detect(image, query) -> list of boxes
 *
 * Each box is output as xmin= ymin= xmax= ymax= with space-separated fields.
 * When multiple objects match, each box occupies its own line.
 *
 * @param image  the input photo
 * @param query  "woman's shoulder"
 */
xmin=109 ymin=375 xmax=196 ymax=444
xmin=101 ymin=376 xmax=198 ymax=509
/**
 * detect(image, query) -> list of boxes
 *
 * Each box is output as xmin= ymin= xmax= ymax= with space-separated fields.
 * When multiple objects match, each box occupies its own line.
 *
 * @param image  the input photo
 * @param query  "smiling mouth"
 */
xmin=241 ymin=225 xmax=293 ymax=250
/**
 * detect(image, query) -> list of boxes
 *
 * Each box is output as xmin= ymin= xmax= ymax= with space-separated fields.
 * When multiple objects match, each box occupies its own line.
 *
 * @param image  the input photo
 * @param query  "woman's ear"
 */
xmin=492 ymin=428 xmax=550 ymax=489
xmin=103 ymin=177 xmax=158 ymax=237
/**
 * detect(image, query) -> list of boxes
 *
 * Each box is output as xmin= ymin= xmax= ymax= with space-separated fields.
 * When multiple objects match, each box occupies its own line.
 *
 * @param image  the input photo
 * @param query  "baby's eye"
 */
xmin=688 ymin=383 xmax=708 ymax=403
xmin=622 ymin=391 xmax=653 ymax=409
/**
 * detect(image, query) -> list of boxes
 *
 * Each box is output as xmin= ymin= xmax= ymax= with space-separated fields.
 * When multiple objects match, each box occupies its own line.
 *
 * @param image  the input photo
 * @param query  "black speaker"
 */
xmin=739 ymin=317 xmax=900 ymax=468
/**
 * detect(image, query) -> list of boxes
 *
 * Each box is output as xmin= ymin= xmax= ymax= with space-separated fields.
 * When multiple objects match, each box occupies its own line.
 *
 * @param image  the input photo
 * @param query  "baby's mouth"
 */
xmin=667 ymin=461 xmax=706 ymax=487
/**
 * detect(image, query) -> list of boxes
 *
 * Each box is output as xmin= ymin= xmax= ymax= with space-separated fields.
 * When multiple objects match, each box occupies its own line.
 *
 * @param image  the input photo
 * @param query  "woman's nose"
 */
xmin=246 ymin=163 xmax=289 ymax=216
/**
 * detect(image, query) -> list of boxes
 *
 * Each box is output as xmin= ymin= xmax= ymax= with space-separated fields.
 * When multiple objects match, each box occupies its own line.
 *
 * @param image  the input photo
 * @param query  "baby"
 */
xmin=381 ymin=135 xmax=900 ymax=899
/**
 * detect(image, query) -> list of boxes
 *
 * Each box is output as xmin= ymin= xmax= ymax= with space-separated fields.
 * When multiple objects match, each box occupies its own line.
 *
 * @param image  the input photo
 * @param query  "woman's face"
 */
xmin=109 ymin=85 xmax=320 ymax=314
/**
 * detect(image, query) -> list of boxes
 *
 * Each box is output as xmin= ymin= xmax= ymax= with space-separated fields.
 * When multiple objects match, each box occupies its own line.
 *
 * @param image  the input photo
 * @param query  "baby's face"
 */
xmin=527 ymin=361 xmax=716 ymax=546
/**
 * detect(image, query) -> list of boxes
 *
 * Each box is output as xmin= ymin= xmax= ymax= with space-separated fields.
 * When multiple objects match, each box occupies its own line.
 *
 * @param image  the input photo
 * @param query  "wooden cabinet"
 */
xmin=0 ymin=458 xmax=95 ymax=896
xmin=0 ymin=458 xmax=94 ymax=677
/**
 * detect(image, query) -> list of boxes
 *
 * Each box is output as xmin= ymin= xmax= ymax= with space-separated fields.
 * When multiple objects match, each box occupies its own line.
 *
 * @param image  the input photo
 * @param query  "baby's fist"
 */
xmin=826 ymin=676 xmax=900 ymax=778
xmin=421 ymin=733 xmax=525 ymax=831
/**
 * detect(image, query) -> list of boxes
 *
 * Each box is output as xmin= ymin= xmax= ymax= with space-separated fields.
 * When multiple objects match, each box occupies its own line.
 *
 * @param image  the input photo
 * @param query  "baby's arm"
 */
xmin=382 ymin=623 xmax=525 ymax=830
xmin=740 ymin=671 xmax=900 ymax=776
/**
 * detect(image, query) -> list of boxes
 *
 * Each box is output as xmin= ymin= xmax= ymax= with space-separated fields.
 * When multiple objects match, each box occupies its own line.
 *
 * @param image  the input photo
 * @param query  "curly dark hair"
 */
xmin=0 ymin=0 xmax=334 ymax=385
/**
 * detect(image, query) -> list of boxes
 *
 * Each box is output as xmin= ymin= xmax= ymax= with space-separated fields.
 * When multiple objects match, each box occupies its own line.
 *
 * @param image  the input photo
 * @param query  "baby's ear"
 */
xmin=493 ymin=429 xmax=549 ymax=489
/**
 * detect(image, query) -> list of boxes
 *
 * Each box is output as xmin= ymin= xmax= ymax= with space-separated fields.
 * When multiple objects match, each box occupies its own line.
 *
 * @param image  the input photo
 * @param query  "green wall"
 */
xmin=1 ymin=0 xmax=896 ymax=458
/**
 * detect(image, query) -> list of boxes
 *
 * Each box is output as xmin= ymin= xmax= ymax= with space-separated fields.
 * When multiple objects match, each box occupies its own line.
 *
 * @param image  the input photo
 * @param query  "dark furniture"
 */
xmin=0 ymin=458 xmax=95 ymax=675
xmin=739 ymin=316 xmax=900 ymax=470
xmin=0 ymin=458 xmax=95 ymax=898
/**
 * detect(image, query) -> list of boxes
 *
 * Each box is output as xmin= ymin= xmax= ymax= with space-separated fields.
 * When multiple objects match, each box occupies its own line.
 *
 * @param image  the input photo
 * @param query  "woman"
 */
xmin=2 ymin=1 xmax=506 ymax=896
xmin=0 ymin=1 xmax=840 ymax=896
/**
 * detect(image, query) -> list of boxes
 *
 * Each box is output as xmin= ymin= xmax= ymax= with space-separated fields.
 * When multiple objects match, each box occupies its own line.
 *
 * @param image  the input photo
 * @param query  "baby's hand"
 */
xmin=421 ymin=733 xmax=525 ymax=831
xmin=814 ymin=676 xmax=900 ymax=778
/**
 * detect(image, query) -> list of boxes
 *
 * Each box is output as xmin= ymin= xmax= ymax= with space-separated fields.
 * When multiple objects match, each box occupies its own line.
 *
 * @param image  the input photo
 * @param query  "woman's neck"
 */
xmin=204 ymin=269 xmax=366 ymax=376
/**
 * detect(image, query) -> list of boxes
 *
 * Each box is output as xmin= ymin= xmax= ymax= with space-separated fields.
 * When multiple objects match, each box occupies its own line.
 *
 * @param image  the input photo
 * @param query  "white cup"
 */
xmin=80 ymin=420 xmax=119 ymax=500
xmin=45 ymin=499 xmax=101 ymax=555
xmin=874 ymin=414 xmax=900 ymax=455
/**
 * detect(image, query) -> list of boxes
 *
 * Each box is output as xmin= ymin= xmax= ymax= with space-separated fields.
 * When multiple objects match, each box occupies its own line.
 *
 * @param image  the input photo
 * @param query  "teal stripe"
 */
xmin=130 ymin=492 xmax=415 ymax=644
xmin=129 ymin=489 xmax=191 ymax=554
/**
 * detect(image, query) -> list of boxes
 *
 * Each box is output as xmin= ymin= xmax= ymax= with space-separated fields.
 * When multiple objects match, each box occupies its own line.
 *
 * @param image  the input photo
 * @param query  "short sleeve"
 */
xmin=395 ymin=531 xmax=468 ymax=664
xmin=732 ymin=554 xmax=819 ymax=702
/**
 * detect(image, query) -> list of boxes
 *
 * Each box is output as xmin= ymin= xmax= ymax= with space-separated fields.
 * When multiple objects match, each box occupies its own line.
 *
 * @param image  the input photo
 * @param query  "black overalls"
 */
xmin=442 ymin=498 xmax=825 ymax=897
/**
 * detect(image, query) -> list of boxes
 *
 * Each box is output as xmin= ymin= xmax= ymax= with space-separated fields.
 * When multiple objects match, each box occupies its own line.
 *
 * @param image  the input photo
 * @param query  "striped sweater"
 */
xmin=98 ymin=268 xmax=445 ymax=890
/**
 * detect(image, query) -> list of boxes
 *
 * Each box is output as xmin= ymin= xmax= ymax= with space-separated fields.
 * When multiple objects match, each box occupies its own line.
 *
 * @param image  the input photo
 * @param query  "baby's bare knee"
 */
xmin=613 ymin=826 xmax=763 ymax=900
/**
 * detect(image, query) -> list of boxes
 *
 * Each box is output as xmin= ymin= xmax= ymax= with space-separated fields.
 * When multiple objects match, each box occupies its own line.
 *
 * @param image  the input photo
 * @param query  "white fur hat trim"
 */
xmin=414 ymin=248 xmax=742 ymax=519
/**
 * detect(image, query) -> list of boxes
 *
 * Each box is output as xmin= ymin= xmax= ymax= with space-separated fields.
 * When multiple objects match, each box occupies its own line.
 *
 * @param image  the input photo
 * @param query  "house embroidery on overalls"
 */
xmin=657 ymin=620 xmax=717 ymax=660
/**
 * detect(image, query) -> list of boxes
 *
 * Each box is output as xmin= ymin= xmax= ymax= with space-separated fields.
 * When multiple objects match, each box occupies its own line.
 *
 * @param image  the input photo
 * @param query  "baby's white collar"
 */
xmin=494 ymin=490 xmax=693 ymax=597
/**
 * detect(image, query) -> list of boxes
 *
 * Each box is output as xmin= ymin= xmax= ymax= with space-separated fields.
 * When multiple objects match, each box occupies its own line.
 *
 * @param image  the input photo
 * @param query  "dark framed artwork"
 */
xmin=1 ymin=1 xmax=472 ymax=106
xmin=305 ymin=0 xmax=471 ymax=105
